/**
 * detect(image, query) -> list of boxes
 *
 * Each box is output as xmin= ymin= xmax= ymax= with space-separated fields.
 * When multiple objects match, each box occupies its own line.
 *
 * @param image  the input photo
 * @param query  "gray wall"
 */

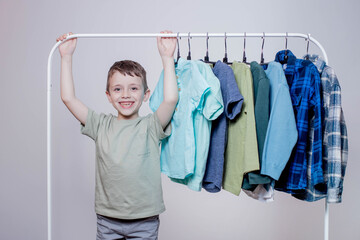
xmin=1 ymin=0 xmax=359 ymax=239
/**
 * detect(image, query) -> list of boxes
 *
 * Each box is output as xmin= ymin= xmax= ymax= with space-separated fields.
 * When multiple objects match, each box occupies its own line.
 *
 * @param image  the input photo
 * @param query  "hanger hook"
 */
xmin=187 ymin=32 xmax=191 ymax=60
xmin=260 ymin=32 xmax=265 ymax=64
xmin=305 ymin=33 xmax=310 ymax=59
xmin=204 ymin=32 xmax=209 ymax=61
xmin=242 ymin=32 xmax=247 ymax=63
xmin=284 ymin=32 xmax=289 ymax=60
xmin=176 ymin=32 xmax=181 ymax=61
xmin=223 ymin=32 xmax=228 ymax=63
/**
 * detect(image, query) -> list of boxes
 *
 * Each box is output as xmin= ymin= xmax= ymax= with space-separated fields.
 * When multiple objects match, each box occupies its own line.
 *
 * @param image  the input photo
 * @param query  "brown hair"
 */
xmin=106 ymin=60 xmax=148 ymax=93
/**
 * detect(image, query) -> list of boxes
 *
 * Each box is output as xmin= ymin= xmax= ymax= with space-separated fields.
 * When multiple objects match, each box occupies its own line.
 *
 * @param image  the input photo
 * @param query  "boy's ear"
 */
xmin=143 ymin=89 xmax=151 ymax=102
xmin=106 ymin=91 xmax=112 ymax=103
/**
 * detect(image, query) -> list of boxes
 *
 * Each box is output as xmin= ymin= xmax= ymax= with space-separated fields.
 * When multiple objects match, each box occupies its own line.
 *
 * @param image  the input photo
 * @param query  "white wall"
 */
xmin=1 ymin=0 xmax=359 ymax=239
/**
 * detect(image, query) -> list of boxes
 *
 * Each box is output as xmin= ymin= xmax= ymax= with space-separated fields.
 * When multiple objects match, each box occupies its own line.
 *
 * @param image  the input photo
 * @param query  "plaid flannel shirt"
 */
xmin=274 ymin=50 xmax=323 ymax=192
xmin=292 ymin=55 xmax=348 ymax=203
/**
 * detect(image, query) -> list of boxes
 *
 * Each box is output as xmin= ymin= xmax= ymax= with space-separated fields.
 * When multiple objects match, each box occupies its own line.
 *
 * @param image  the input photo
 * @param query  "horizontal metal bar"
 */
xmin=57 ymin=32 xmax=328 ymax=64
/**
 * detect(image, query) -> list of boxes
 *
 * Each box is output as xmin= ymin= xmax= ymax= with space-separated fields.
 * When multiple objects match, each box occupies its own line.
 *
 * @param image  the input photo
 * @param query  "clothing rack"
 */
xmin=47 ymin=32 xmax=330 ymax=240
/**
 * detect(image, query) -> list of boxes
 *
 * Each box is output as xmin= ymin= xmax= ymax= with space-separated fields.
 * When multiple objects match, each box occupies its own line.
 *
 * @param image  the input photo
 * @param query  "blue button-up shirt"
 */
xmin=275 ymin=50 xmax=323 ymax=192
xmin=292 ymin=55 xmax=348 ymax=203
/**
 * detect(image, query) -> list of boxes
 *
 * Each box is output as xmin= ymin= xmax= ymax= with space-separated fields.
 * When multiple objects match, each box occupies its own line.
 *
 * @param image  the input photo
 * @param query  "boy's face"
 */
xmin=106 ymin=71 xmax=150 ymax=120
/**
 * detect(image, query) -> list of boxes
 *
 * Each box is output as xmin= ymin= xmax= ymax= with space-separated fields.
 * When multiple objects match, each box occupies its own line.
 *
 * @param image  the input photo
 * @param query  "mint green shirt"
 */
xmin=170 ymin=60 xmax=223 ymax=191
xmin=223 ymin=62 xmax=260 ymax=195
xmin=150 ymin=59 xmax=223 ymax=192
xmin=81 ymin=109 xmax=170 ymax=219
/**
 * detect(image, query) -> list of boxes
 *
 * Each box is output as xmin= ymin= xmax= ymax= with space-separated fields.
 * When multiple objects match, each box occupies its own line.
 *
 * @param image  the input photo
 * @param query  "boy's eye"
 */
xmin=114 ymin=88 xmax=121 ymax=91
xmin=131 ymin=87 xmax=138 ymax=91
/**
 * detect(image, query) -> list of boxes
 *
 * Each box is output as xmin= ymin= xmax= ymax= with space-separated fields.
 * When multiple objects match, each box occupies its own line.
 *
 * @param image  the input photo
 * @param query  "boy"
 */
xmin=56 ymin=31 xmax=178 ymax=240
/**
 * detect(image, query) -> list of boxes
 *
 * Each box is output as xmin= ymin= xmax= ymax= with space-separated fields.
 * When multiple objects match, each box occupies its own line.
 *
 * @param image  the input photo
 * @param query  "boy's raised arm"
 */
xmin=57 ymin=32 xmax=88 ymax=125
xmin=155 ymin=31 xmax=179 ymax=129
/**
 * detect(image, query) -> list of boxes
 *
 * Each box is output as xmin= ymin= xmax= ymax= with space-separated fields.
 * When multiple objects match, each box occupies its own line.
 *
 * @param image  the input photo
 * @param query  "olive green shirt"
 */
xmin=223 ymin=62 xmax=260 ymax=195
xmin=81 ymin=109 xmax=171 ymax=219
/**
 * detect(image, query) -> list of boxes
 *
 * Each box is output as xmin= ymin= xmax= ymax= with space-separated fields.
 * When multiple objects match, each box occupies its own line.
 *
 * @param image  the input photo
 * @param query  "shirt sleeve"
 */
xmin=148 ymin=113 xmax=172 ymax=141
xmin=198 ymin=63 xmax=224 ymax=120
xmin=225 ymin=68 xmax=243 ymax=120
xmin=80 ymin=109 xmax=105 ymax=141
xmin=324 ymin=69 xmax=347 ymax=203
xmin=261 ymin=83 xmax=298 ymax=180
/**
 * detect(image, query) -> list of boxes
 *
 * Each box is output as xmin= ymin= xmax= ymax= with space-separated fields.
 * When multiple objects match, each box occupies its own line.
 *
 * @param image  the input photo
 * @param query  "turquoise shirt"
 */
xmin=262 ymin=62 xmax=298 ymax=180
xmin=150 ymin=58 xmax=223 ymax=191
xmin=171 ymin=60 xmax=224 ymax=191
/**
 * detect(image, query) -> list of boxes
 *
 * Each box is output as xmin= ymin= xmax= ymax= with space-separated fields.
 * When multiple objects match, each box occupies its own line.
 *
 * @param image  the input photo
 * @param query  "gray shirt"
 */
xmin=81 ymin=109 xmax=170 ymax=219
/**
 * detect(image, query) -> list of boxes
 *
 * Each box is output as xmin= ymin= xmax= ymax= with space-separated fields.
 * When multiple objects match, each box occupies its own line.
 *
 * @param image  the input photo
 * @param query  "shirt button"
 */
xmin=175 ymin=107 xmax=178 ymax=111
xmin=176 ymin=76 xmax=179 ymax=79
xmin=178 ymin=88 xmax=181 ymax=91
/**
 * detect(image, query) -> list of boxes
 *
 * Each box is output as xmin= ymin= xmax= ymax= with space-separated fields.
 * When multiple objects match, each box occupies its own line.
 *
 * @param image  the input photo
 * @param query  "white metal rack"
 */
xmin=47 ymin=32 xmax=330 ymax=240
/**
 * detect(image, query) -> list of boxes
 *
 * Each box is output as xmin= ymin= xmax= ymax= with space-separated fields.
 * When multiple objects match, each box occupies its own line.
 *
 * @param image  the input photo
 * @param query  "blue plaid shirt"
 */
xmin=274 ymin=50 xmax=323 ymax=192
xmin=292 ymin=55 xmax=348 ymax=203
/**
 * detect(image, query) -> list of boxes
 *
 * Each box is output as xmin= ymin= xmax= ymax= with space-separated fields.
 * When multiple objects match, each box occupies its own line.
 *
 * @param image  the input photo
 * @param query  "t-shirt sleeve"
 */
xmin=199 ymin=63 xmax=224 ymax=120
xmin=80 ymin=109 xmax=105 ymax=141
xmin=225 ymin=68 xmax=243 ymax=120
xmin=148 ymin=113 xmax=171 ymax=140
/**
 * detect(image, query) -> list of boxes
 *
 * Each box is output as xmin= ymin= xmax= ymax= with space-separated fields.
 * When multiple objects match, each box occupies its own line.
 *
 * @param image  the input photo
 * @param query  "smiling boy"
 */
xmin=56 ymin=31 xmax=178 ymax=240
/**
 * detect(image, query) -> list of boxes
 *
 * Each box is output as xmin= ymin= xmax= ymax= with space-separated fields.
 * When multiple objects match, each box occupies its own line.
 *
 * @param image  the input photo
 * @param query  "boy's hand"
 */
xmin=57 ymin=32 xmax=77 ymax=58
xmin=157 ymin=30 xmax=177 ymax=60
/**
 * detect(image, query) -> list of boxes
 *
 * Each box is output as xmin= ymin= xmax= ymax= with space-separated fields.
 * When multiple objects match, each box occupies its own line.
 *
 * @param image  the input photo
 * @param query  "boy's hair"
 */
xmin=106 ymin=60 xmax=148 ymax=93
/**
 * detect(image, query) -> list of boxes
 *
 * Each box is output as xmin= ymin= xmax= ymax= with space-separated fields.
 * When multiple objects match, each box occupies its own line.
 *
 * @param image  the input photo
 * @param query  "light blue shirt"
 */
xmin=150 ymin=58 xmax=223 ymax=191
xmin=262 ymin=61 xmax=298 ymax=180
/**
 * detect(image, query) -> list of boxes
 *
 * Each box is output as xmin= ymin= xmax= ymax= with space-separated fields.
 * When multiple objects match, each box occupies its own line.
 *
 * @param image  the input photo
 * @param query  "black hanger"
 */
xmin=223 ymin=32 xmax=232 ymax=65
xmin=203 ymin=32 xmax=216 ymax=65
xmin=176 ymin=32 xmax=181 ymax=64
xmin=260 ymin=32 xmax=267 ymax=65
xmin=304 ymin=33 xmax=310 ymax=60
xmin=187 ymin=32 xmax=192 ymax=60
xmin=284 ymin=32 xmax=289 ymax=62
xmin=242 ymin=32 xmax=250 ymax=65
xmin=260 ymin=32 xmax=265 ymax=64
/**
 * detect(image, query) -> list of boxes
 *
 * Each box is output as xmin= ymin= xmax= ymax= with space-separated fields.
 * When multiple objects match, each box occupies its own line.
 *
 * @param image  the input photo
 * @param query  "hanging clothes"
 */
xmin=223 ymin=62 xmax=259 ymax=196
xmin=149 ymin=58 xmax=223 ymax=191
xmin=274 ymin=50 xmax=323 ymax=193
xmin=149 ymin=58 xmax=211 ymax=179
xmin=292 ymin=55 xmax=348 ymax=203
xmin=243 ymin=184 xmax=275 ymax=202
xmin=202 ymin=61 xmax=244 ymax=193
xmin=242 ymin=61 xmax=271 ymax=191
xmin=244 ymin=61 xmax=298 ymax=202
xmin=171 ymin=60 xmax=224 ymax=191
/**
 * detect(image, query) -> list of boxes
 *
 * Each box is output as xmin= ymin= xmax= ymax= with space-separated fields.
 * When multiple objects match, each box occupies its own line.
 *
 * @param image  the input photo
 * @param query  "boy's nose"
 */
xmin=121 ymin=89 xmax=130 ymax=98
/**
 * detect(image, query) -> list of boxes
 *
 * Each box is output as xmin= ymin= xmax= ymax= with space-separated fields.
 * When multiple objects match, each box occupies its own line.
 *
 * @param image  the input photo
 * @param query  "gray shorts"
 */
xmin=96 ymin=214 xmax=160 ymax=240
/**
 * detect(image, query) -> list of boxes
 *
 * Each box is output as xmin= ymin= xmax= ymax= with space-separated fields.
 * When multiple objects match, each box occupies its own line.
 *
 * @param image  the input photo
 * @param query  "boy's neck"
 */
xmin=116 ymin=112 xmax=140 ymax=121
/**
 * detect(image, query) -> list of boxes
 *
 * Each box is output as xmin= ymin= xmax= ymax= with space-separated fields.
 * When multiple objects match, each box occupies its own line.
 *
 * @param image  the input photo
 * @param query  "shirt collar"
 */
xmin=275 ymin=49 xmax=296 ymax=63
xmin=175 ymin=57 xmax=189 ymax=70
xmin=303 ymin=54 xmax=326 ymax=73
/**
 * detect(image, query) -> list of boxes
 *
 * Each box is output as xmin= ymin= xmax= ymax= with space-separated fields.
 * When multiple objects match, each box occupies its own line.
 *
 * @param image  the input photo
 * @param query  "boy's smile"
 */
xmin=106 ymin=71 xmax=150 ymax=120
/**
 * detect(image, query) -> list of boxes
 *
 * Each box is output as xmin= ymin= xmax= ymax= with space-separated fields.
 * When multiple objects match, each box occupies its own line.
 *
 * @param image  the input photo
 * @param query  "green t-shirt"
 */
xmin=223 ymin=62 xmax=260 ymax=196
xmin=81 ymin=109 xmax=171 ymax=219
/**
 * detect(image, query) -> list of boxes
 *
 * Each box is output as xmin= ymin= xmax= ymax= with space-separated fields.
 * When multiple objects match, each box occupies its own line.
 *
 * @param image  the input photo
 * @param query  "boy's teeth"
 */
xmin=121 ymin=102 xmax=132 ymax=106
